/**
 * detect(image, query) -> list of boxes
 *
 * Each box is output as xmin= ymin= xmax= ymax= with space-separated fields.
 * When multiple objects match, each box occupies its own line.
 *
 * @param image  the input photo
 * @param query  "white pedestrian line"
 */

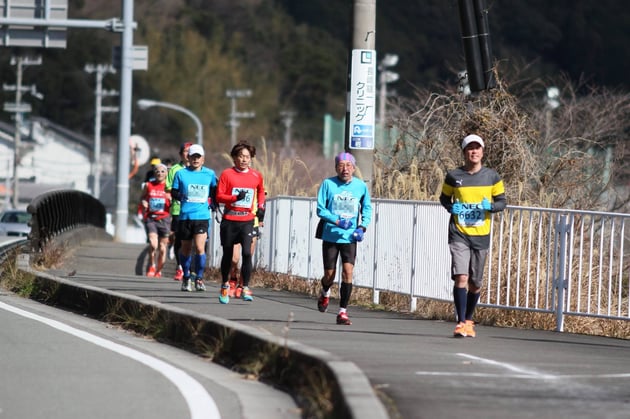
xmin=0 ymin=301 xmax=221 ymax=419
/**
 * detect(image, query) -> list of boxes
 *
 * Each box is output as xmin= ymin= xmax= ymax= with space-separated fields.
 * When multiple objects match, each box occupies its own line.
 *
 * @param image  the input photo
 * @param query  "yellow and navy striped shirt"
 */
xmin=440 ymin=166 xmax=506 ymax=249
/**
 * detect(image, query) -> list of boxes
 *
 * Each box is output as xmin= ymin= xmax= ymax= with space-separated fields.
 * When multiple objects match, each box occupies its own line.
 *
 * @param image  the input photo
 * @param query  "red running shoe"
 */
xmin=173 ymin=268 xmax=184 ymax=281
xmin=317 ymin=294 xmax=329 ymax=312
xmin=336 ymin=312 xmax=352 ymax=325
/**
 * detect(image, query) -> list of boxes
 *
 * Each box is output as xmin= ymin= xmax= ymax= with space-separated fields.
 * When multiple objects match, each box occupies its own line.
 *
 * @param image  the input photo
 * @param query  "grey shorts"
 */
xmin=145 ymin=217 xmax=171 ymax=238
xmin=449 ymin=240 xmax=488 ymax=288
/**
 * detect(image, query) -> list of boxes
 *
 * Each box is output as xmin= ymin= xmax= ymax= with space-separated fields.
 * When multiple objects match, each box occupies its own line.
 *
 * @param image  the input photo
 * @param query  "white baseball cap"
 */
xmin=188 ymin=144 xmax=205 ymax=156
xmin=461 ymin=134 xmax=485 ymax=150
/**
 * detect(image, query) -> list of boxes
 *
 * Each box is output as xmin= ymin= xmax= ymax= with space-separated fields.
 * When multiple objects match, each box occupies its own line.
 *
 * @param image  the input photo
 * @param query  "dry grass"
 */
xmin=239 ymin=73 xmax=630 ymax=340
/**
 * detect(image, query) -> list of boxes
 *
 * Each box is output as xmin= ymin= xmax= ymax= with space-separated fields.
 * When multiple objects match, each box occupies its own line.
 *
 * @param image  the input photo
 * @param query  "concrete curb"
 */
xmin=24 ymin=268 xmax=390 ymax=419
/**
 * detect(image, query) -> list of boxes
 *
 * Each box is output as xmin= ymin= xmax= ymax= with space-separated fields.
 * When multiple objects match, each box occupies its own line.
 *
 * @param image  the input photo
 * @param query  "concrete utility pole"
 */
xmin=5 ymin=55 xmax=42 ymax=209
xmin=346 ymin=0 xmax=376 ymax=193
xmin=226 ymin=89 xmax=255 ymax=147
xmin=85 ymin=64 xmax=118 ymax=200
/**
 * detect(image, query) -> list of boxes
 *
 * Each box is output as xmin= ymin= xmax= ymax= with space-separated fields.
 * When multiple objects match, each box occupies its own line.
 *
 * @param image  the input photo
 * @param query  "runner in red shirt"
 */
xmin=215 ymin=141 xmax=266 ymax=303
xmin=140 ymin=163 xmax=171 ymax=278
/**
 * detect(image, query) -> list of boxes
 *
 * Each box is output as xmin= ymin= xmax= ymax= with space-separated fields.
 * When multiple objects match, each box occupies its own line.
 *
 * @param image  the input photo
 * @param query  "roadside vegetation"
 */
xmin=246 ymin=72 xmax=630 ymax=340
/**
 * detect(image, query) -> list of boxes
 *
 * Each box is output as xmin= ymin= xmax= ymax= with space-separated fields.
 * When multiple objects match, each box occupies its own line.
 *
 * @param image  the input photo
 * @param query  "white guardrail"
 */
xmin=207 ymin=196 xmax=630 ymax=331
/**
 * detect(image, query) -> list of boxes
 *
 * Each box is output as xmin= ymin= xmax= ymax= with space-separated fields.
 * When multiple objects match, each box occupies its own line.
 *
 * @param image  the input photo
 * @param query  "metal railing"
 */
xmin=27 ymin=190 xmax=106 ymax=251
xmin=207 ymin=196 xmax=630 ymax=331
xmin=26 ymin=191 xmax=628 ymax=332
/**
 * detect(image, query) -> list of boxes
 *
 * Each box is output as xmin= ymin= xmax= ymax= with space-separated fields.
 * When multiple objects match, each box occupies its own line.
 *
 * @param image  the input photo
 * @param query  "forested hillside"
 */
xmin=0 ymin=0 xmax=627 ymax=155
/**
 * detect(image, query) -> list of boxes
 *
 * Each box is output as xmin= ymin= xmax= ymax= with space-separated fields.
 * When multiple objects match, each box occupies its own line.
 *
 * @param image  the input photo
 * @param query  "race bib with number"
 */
xmin=457 ymin=204 xmax=485 ymax=227
xmin=332 ymin=191 xmax=359 ymax=219
xmin=186 ymin=184 xmax=209 ymax=203
xmin=148 ymin=197 xmax=166 ymax=212
xmin=233 ymin=188 xmax=254 ymax=208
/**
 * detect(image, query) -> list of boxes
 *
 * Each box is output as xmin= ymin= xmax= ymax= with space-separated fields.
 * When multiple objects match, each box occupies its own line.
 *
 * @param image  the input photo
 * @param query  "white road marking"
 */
xmin=457 ymin=352 xmax=555 ymax=379
xmin=414 ymin=353 xmax=630 ymax=380
xmin=0 ymin=301 xmax=221 ymax=419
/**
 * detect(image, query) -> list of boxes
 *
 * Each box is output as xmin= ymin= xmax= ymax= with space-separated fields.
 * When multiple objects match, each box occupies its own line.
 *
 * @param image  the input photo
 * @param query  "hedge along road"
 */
xmin=16 ymin=239 xmax=630 ymax=419
xmin=0 ymin=293 xmax=299 ymax=419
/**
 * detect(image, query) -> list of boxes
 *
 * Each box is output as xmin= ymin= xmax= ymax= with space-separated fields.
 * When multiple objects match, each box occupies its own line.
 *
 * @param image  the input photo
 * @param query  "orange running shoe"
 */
xmin=464 ymin=320 xmax=476 ymax=338
xmin=228 ymin=280 xmax=237 ymax=298
xmin=146 ymin=266 xmax=156 ymax=277
xmin=453 ymin=322 xmax=467 ymax=337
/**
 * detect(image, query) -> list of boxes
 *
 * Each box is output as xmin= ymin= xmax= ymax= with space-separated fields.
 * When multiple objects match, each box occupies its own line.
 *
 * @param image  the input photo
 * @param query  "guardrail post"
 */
xmin=554 ymin=214 xmax=570 ymax=332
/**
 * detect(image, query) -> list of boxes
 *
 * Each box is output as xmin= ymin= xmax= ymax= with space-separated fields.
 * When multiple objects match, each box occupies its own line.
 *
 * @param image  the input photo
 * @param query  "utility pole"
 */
xmin=0 ymin=0 xmax=141 ymax=242
xmin=346 ymin=0 xmax=376 ymax=193
xmin=226 ymin=89 xmax=255 ymax=147
xmin=85 ymin=64 xmax=118 ymax=200
xmin=280 ymin=110 xmax=296 ymax=158
xmin=3 ymin=55 xmax=42 ymax=209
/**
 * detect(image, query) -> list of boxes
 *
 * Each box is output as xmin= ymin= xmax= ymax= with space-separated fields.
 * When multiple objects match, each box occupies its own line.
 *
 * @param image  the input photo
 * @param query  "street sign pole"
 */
xmin=114 ymin=0 xmax=135 ymax=242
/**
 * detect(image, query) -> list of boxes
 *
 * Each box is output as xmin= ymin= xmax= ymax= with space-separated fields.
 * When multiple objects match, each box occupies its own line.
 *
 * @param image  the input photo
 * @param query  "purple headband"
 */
xmin=335 ymin=152 xmax=356 ymax=166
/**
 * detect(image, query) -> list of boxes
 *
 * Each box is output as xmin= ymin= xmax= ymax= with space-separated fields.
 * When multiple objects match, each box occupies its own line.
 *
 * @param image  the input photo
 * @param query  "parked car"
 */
xmin=0 ymin=209 xmax=31 ymax=237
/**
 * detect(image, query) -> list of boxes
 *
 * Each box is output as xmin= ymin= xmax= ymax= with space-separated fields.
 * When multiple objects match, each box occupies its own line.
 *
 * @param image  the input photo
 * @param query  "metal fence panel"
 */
xmin=211 ymin=196 xmax=630 ymax=327
xmin=412 ymin=202 xmax=452 ymax=300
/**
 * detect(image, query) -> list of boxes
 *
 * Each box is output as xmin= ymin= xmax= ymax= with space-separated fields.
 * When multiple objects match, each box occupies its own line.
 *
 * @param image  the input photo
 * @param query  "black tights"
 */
xmin=221 ymin=245 xmax=253 ymax=286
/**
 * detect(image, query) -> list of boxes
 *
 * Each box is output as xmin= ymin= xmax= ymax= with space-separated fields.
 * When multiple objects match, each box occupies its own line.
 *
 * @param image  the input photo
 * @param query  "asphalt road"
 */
xmin=24 ymin=240 xmax=630 ymax=418
xmin=0 ymin=292 xmax=299 ymax=419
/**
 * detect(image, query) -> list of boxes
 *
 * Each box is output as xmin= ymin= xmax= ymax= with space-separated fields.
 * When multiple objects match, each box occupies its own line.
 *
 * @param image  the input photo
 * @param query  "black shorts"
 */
xmin=177 ymin=219 xmax=209 ymax=241
xmin=220 ymin=219 xmax=254 ymax=249
xmin=252 ymin=225 xmax=261 ymax=238
xmin=322 ymin=241 xmax=357 ymax=269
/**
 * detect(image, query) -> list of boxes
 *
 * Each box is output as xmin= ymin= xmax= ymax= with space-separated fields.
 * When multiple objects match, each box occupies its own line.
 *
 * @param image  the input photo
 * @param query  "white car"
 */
xmin=0 ymin=210 xmax=31 ymax=237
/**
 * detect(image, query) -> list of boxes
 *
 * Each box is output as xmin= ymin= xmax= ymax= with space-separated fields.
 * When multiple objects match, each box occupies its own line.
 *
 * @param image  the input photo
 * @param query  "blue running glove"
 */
xmin=337 ymin=218 xmax=353 ymax=229
xmin=481 ymin=197 xmax=492 ymax=211
xmin=352 ymin=228 xmax=365 ymax=242
xmin=451 ymin=201 xmax=463 ymax=215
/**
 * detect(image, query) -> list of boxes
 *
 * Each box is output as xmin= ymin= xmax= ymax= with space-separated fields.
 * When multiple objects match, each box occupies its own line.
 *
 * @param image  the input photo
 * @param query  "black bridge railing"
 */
xmin=27 ymin=190 xmax=107 ymax=251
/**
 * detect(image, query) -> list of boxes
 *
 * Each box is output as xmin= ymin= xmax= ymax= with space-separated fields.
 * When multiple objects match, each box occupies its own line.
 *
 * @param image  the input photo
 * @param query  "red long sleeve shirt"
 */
xmin=216 ymin=167 xmax=265 ymax=222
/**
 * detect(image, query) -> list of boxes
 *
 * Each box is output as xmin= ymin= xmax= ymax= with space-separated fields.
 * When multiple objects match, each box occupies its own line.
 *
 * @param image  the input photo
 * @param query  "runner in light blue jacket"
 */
xmin=315 ymin=152 xmax=372 ymax=325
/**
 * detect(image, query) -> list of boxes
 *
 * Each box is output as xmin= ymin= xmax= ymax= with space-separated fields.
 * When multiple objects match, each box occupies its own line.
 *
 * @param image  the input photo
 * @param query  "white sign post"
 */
xmin=348 ymin=49 xmax=376 ymax=150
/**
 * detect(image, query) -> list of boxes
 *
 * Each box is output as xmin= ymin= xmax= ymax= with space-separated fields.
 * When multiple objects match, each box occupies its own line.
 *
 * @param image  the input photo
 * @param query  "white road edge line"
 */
xmin=0 ymin=301 xmax=221 ymax=419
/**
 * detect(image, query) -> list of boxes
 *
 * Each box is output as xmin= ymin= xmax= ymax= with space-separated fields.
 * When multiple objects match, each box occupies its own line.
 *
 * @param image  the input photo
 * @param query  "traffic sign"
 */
xmin=3 ymin=103 xmax=32 ymax=113
xmin=112 ymin=45 xmax=149 ymax=71
xmin=348 ymin=49 xmax=376 ymax=150
xmin=0 ymin=0 xmax=68 ymax=48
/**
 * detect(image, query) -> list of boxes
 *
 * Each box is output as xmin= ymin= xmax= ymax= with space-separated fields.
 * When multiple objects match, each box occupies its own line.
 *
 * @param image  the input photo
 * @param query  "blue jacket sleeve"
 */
xmin=316 ymin=179 xmax=338 ymax=224
xmin=359 ymin=185 xmax=372 ymax=228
